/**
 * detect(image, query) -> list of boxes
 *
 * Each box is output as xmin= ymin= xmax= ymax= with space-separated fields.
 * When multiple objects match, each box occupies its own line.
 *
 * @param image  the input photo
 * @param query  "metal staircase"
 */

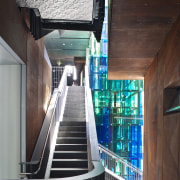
xmin=49 ymin=86 xmax=89 ymax=178
xmin=20 ymin=66 xmax=105 ymax=179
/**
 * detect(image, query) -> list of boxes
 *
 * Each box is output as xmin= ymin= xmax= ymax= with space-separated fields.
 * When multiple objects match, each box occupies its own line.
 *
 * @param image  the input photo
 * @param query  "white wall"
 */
xmin=17 ymin=0 xmax=93 ymax=21
xmin=0 ymin=65 xmax=21 ymax=179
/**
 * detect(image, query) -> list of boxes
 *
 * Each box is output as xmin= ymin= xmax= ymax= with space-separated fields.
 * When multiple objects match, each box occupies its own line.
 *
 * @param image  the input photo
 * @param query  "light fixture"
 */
xmin=57 ymin=60 xmax=61 ymax=66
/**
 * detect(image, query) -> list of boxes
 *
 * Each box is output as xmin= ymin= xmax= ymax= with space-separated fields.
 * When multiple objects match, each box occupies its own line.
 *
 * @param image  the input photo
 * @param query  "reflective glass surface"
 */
xmin=87 ymin=3 xmax=144 ymax=171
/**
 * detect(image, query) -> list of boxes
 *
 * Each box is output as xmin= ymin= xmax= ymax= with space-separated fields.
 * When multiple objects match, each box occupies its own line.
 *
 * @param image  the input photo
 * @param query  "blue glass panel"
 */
xmin=88 ymin=0 xmax=144 ymax=173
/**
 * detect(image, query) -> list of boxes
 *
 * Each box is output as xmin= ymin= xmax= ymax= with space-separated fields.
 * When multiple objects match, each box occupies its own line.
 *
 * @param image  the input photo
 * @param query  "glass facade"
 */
xmin=87 ymin=0 xmax=144 ymax=171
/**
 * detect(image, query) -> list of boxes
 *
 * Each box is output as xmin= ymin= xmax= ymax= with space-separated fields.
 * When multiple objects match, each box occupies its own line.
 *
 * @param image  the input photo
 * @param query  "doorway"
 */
xmin=0 ymin=37 xmax=26 ymax=179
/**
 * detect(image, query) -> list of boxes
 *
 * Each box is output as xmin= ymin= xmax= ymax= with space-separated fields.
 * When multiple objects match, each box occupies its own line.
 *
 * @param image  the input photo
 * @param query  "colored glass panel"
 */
xmin=87 ymin=0 xmax=144 ymax=172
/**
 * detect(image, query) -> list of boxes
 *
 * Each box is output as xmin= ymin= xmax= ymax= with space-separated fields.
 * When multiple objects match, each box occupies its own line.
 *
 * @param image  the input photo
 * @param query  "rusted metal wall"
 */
xmin=144 ymin=15 xmax=180 ymax=180
xmin=108 ymin=0 xmax=180 ymax=80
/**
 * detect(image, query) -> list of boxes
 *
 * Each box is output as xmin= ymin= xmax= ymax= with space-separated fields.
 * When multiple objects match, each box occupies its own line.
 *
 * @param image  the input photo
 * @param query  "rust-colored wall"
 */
xmin=144 ymin=15 xmax=180 ymax=180
xmin=0 ymin=0 xmax=51 ymax=160
xmin=108 ymin=0 xmax=180 ymax=80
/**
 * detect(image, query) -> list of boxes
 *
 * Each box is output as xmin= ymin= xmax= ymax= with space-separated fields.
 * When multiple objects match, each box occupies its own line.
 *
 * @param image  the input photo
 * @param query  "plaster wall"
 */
xmin=17 ymin=0 xmax=93 ymax=21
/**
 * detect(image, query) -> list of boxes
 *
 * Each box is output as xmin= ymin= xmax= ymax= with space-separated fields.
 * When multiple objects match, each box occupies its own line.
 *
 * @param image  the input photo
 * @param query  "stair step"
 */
xmin=64 ymin=106 xmax=85 ymax=111
xmin=63 ymin=115 xmax=86 ymax=121
xmin=67 ymin=92 xmax=84 ymax=93
xmin=65 ymin=102 xmax=85 ymax=106
xmin=60 ymin=121 xmax=86 ymax=126
xmin=56 ymin=137 xmax=87 ymax=144
xmin=67 ymin=94 xmax=84 ymax=96
xmin=55 ymin=144 xmax=87 ymax=151
xmin=63 ymin=117 xmax=86 ymax=122
xmin=64 ymin=109 xmax=85 ymax=113
xmin=51 ymin=159 xmax=88 ymax=168
xmin=63 ymin=115 xmax=86 ymax=119
xmin=58 ymin=131 xmax=86 ymax=133
xmin=66 ymin=96 xmax=85 ymax=100
xmin=68 ymin=91 xmax=85 ymax=94
xmin=68 ymin=90 xmax=85 ymax=93
xmin=58 ymin=132 xmax=86 ymax=137
xmin=50 ymin=168 xmax=88 ymax=178
xmin=63 ymin=111 xmax=85 ymax=116
xmin=65 ymin=101 xmax=85 ymax=104
xmin=66 ymin=95 xmax=84 ymax=98
xmin=59 ymin=126 xmax=86 ymax=131
xmin=68 ymin=88 xmax=85 ymax=91
xmin=64 ymin=107 xmax=85 ymax=111
xmin=65 ymin=103 xmax=85 ymax=106
xmin=66 ymin=99 xmax=85 ymax=102
xmin=64 ymin=106 xmax=85 ymax=110
xmin=53 ymin=151 xmax=87 ymax=159
xmin=66 ymin=99 xmax=84 ymax=101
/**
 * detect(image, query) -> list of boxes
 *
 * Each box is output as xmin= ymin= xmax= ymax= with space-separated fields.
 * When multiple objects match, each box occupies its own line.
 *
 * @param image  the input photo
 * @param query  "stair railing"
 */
xmin=20 ymin=66 xmax=68 ymax=178
xmin=105 ymin=168 xmax=125 ymax=180
xmin=99 ymin=144 xmax=143 ymax=180
xmin=20 ymin=65 xmax=105 ymax=179
xmin=85 ymin=66 xmax=100 ymax=163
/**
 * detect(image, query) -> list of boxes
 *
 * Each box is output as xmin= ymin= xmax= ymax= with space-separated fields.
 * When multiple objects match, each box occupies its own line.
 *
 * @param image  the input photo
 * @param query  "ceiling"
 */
xmin=44 ymin=30 xmax=90 ymax=66
xmin=108 ymin=0 xmax=180 ymax=80
xmin=17 ymin=0 xmax=93 ymax=21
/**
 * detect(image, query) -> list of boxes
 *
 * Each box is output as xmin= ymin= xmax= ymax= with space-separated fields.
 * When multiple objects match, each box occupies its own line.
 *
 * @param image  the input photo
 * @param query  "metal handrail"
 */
xmin=99 ymin=144 xmax=143 ymax=175
xmin=20 ymin=67 xmax=68 ymax=176
xmin=105 ymin=168 xmax=125 ymax=180
xmin=85 ymin=65 xmax=100 ymax=161
xmin=99 ymin=144 xmax=143 ymax=180
xmin=20 ymin=91 xmax=60 ymax=175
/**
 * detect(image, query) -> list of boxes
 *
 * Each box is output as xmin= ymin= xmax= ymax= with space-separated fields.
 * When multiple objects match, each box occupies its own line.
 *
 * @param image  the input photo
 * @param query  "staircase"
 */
xmin=49 ymin=86 xmax=88 ymax=178
xmin=20 ymin=67 xmax=104 ymax=179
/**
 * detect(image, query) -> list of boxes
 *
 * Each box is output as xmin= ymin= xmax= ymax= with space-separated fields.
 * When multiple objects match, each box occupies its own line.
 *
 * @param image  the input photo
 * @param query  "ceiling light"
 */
xmin=57 ymin=60 xmax=61 ymax=66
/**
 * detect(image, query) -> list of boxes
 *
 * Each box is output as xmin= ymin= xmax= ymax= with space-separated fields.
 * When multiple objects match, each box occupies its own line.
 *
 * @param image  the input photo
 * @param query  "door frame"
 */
xmin=0 ymin=37 xmax=26 ymax=171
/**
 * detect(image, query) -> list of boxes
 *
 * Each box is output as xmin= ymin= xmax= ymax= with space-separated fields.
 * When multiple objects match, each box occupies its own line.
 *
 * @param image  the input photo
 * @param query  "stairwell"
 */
xmin=49 ymin=86 xmax=88 ymax=178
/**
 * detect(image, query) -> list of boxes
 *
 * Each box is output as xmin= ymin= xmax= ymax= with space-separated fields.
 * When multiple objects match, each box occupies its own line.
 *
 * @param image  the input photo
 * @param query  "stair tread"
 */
xmin=58 ymin=131 xmax=86 ymax=133
xmin=61 ymin=121 xmax=86 ymax=122
xmin=51 ymin=168 xmax=88 ymax=170
xmin=59 ymin=130 xmax=86 ymax=134
xmin=63 ymin=115 xmax=85 ymax=117
xmin=52 ymin=159 xmax=88 ymax=161
xmin=63 ymin=115 xmax=86 ymax=117
xmin=65 ymin=103 xmax=85 ymax=105
xmin=60 ymin=122 xmax=86 ymax=124
xmin=59 ymin=126 xmax=86 ymax=127
xmin=56 ymin=144 xmax=87 ymax=145
xmin=54 ymin=151 xmax=87 ymax=153
xmin=57 ymin=137 xmax=87 ymax=139
xmin=63 ymin=117 xmax=86 ymax=120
